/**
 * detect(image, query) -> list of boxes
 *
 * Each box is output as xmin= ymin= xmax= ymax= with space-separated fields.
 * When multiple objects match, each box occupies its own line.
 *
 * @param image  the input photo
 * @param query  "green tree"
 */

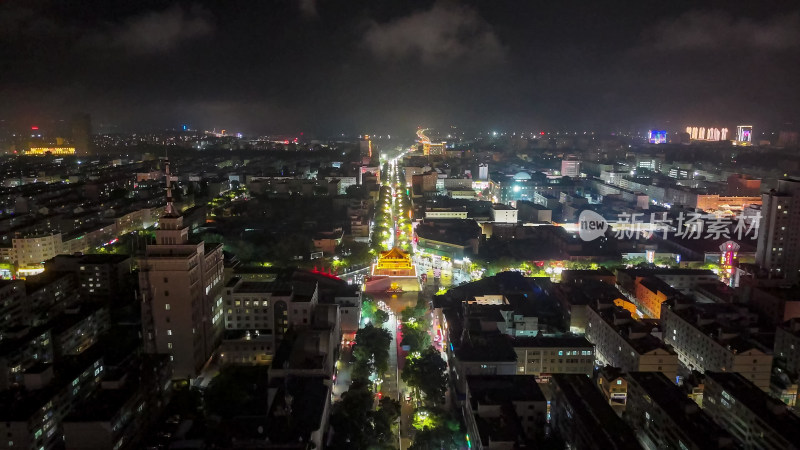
xmin=400 ymin=295 xmax=428 ymax=323
xmin=328 ymin=378 xmax=374 ymax=449
xmin=408 ymin=410 xmax=465 ymax=450
xmin=402 ymin=346 xmax=448 ymax=404
xmin=329 ymin=379 xmax=399 ymax=449
xmin=204 ymin=367 xmax=253 ymax=419
xmin=373 ymin=397 xmax=401 ymax=444
xmin=374 ymin=309 xmax=390 ymax=328
xmin=353 ymin=324 xmax=392 ymax=379
xmin=485 ymin=256 xmax=520 ymax=276
xmin=400 ymin=322 xmax=430 ymax=354
xmin=361 ymin=299 xmax=378 ymax=324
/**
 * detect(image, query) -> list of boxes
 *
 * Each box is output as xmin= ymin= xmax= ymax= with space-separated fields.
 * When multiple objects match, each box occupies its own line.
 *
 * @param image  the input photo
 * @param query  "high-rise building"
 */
xmin=561 ymin=156 xmax=581 ymax=177
xmin=71 ymin=113 xmax=91 ymax=156
xmin=478 ymin=163 xmax=489 ymax=181
xmin=755 ymin=178 xmax=800 ymax=282
xmin=139 ymin=160 xmax=224 ymax=379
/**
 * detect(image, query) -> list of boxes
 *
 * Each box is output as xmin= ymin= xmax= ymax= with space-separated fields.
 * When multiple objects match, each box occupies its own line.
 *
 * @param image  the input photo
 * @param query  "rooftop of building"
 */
xmin=144 ymin=245 xmax=198 ymax=258
xmin=510 ymin=335 xmax=593 ymax=349
xmin=50 ymin=304 xmax=107 ymax=335
xmin=779 ymin=318 xmax=800 ymax=336
xmin=74 ymin=253 xmax=132 ymax=265
xmin=626 ymin=371 xmax=733 ymax=449
xmin=467 ymin=375 xmax=545 ymax=404
xmin=454 ymin=334 xmax=518 ymax=363
xmin=705 ymin=371 xmax=800 ymax=441
xmin=64 ymin=383 xmax=139 ymax=422
xmin=228 ymin=278 xmax=294 ymax=296
xmin=516 ymin=200 xmax=550 ymax=210
xmin=0 ymin=343 xmax=105 ymax=421
xmin=271 ymin=330 xmax=328 ymax=371
xmin=617 ymin=267 xmax=717 ymax=278
xmin=222 ymin=329 xmax=274 ymax=341
xmin=415 ymin=218 xmax=482 ymax=245
xmin=446 ymin=271 xmax=534 ymax=301
xmin=592 ymin=305 xmax=676 ymax=355
xmin=550 ymin=374 xmax=642 ymax=450
xmin=426 ymin=206 xmax=468 ymax=212
xmin=491 ymin=203 xmax=515 ymax=210
xmin=230 ymin=376 xmax=327 ymax=445
xmin=291 ymin=280 xmax=318 ymax=302
xmin=694 ymin=282 xmax=737 ymax=303
xmin=638 ymin=276 xmax=682 ymax=297
xmin=661 ymin=300 xmax=767 ymax=354
xmin=24 ymin=270 xmax=74 ymax=295
xmin=560 ymin=267 xmax=615 ymax=278
xmin=557 ymin=279 xmax=626 ymax=306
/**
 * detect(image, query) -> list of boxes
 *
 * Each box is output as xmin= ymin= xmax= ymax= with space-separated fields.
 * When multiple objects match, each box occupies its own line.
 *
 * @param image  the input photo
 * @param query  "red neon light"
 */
xmin=31 ymin=126 xmax=39 ymax=130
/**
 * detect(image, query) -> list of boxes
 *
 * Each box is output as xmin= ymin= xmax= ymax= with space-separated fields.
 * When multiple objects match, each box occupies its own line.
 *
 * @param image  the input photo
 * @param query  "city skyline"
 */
xmin=2 ymin=2 xmax=800 ymax=449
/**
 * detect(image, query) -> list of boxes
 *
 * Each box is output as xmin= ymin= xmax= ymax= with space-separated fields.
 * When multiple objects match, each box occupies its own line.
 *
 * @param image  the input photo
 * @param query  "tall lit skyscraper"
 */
xmin=71 ymin=113 xmax=92 ymax=156
xmin=756 ymin=178 xmax=800 ymax=282
xmin=139 ymin=160 xmax=225 ymax=378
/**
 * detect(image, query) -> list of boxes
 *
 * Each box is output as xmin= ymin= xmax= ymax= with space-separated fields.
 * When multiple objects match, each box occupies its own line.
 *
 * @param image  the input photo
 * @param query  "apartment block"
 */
xmin=703 ymin=371 xmax=800 ymax=450
xmin=624 ymin=371 xmax=736 ymax=450
xmin=550 ymin=373 xmax=642 ymax=450
xmin=464 ymin=375 xmax=547 ymax=449
xmin=586 ymin=301 xmax=679 ymax=381
xmin=511 ymin=336 xmax=594 ymax=379
xmin=775 ymin=318 xmax=800 ymax=377
xmin=661 ymin=299 xmax=773 ymax=390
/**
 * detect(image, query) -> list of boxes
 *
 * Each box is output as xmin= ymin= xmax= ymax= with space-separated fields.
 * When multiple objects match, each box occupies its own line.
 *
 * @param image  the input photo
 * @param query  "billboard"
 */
xmin=737 ymin=125 xmax=753 ymax=143
xmin=648 ymin=130 xmax=667 ymax=144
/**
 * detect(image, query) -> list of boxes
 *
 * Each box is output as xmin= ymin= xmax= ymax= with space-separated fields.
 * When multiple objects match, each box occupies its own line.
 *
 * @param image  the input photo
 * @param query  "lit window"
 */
xmin=165 ymin=304 xmax=171 ymax=310
xmin=167 ymin=343 xmax=173 ymax=349
xmin=167 ymin=330 xmax=172 ymax=336
xmin=617 ymin=380 xmax=622 ymax=385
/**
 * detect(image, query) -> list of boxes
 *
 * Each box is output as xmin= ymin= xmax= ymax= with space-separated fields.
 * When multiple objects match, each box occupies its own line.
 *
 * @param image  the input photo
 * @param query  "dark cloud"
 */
xmin=1 ymin=1 xmax=799 ymax=134
xmin=96 ymin=3 xmax=214 ymax=54
xmin=297 ymin=0 xmax=319 ymax=18
xmin=642 ymin=10 xmax=800 ymax=52
xmin=363 ymin=1 xmax=505 ymax=66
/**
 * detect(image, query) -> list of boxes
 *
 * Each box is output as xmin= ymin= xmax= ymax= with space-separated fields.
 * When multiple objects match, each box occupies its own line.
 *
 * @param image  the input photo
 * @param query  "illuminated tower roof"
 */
xmin=163 ymin=158 xmax=178 ymax=218
xmin=372 ymin=247 xmax=415 ymax=276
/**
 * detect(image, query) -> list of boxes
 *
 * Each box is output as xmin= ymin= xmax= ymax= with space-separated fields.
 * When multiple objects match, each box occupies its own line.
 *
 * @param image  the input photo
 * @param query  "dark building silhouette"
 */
xmin=71 ymin=113 xmax=91 ymax=156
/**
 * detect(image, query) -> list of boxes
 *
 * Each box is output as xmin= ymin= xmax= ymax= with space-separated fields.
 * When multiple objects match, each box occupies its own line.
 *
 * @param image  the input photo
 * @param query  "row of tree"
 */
xmin=399 ymin=295 xmax=467 ymax=449
xmin=328 ymin=378 xmax=400 ymax=449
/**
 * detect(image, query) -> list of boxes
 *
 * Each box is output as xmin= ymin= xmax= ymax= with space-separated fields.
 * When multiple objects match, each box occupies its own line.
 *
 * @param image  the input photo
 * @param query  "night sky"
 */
xmin=2 ymin=0 xmax=800 ymax=135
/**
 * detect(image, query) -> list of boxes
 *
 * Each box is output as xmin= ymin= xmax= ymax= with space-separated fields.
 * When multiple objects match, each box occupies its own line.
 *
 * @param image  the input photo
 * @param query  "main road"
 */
xmin=377 ymin=149 xmax=427 ymax=449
